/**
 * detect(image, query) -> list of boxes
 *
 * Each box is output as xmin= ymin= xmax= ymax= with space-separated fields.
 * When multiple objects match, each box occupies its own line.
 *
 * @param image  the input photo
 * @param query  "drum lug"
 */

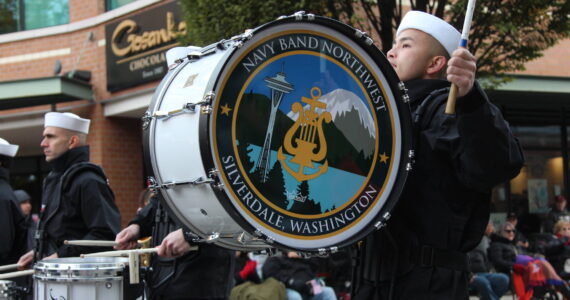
xmin=191 ymin=232 xmax=220 ymax=244
xmin=141 ymin=110 xmax=152 ymax=130
xmin=408 ymin=150 xmax=415 ymax=159
xmin=354 ymin=29 xmax=374 ymax=46
xmin=253 ymin=229 xmax=275 ymax=244
xmin=230 ymin=29 xmax=253 ymax=48
xmin=147 ymin=176 xmax=158 ymax=192
xmin=374 ymin=212 xmax=392 ymax=230
xmin=208 ymin=169 xmax=224 ymax=190
xmin=290 ymin=11 xmax=315 ymax=21
xmin=406 ymin=162 xmax=413 ymax=171
xmin=200 ymin=91 xmax=215 ymax=114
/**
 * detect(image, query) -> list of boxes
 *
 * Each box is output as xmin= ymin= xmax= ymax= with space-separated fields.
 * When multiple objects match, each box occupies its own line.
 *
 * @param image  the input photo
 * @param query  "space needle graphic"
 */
xmin=256 ymin=68 xmax=294 ymax=183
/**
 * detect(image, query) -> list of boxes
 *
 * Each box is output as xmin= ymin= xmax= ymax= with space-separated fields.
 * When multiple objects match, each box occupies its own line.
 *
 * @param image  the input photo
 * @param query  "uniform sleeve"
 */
xmin=57 ymin=174 xmax=121 ymax=257
xmin=425 ymin=82 xmax=524 ymax=192
xmin=0 ymin=200 xmax=15 ymax=260
xmin=129 ymin=198 xmax=157 ymax=238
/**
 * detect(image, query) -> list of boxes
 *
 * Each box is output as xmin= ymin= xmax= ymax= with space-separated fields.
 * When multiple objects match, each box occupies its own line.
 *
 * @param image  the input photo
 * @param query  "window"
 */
xmin=496 ymin=125 xmax=565 ymax=233
xmin=106 ymin=0 xmax=137 ymax=11
xmin=0 ymin=0 xmax=69 ymax=34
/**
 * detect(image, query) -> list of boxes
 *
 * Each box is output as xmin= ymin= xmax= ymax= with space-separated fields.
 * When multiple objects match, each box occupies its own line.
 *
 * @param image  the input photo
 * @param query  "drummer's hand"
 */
xmin=45 ymin=253 xmax=58 ymax=260
xmin=115 ymin=224 xmax=141 ymax=250
xmin=17 ymin=250 xmax=34 ymax=270
xmin=157 ymin=229 xmax=191 ymax=258
xmin=447 ymin=48 xmax=477 ymax=97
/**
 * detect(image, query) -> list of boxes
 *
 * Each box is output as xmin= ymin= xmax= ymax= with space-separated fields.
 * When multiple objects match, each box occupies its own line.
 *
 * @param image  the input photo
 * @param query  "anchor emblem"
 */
xmin=278 ymin=87 xmax=332 ymax=181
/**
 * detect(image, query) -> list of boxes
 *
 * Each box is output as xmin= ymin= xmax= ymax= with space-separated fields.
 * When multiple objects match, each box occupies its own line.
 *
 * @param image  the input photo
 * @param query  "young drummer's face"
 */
xmin=387 ymin=29 xmax=436 ymax=82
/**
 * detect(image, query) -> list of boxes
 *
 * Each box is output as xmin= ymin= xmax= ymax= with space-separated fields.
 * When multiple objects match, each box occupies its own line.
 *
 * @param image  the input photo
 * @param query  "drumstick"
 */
xmin=64 ymin=240 xmax=119 ymax=247
xmin=0 ymin=269 xmax=34 ymax=280
xmin=81 ymin=248 xmax=159 ymax=258
xmin=445 ymin=0 xmax=477 ymax=114
xmin=0 ymin=263 xmax=20 ymax=272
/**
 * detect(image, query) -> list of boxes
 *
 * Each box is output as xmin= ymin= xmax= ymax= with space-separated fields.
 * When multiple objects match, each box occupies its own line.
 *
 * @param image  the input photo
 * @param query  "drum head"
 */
xmin=203 ymin=15 xmax=412 ymax=251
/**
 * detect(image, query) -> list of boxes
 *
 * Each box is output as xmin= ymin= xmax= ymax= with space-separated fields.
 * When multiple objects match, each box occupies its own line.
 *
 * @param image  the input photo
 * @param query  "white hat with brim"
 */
xmin=44 ymin=112 xmax=90 ymax=134
xmin=0 ymin=137 xmax=18 ymax=157
xmin=397 ymin=10 xmax=461 ymax=57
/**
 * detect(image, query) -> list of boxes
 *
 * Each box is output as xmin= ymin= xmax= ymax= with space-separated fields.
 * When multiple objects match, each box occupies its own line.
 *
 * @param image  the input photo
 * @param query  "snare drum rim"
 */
xmin=33 ymin=257 xmax=128 ymax=280
xmin=201 ymin=15 xmax=413 ymax=251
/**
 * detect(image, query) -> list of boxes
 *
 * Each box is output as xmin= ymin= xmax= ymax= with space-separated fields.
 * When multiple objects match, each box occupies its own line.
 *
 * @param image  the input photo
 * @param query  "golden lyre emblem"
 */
xmin=278 ymin=87 xmax=332 ymax=181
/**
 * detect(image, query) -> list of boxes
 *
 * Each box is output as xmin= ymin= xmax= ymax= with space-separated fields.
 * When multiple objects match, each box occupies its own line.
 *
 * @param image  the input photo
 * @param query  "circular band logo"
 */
xmin=213 ymin=29 xmax=398 ymax=240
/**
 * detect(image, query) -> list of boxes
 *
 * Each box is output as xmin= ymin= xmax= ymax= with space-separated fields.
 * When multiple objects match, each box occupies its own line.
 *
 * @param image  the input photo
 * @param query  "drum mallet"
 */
xmin=445 ymin=0 xmax=477 ymax=115
xmin=0 ymin=270 xmax=34 ymax=280
xmin=0 ymin=263 xmax=20 ymax=273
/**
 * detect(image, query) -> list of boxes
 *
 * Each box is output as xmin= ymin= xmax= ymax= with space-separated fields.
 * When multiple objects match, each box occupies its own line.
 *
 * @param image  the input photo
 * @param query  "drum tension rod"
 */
xmin=153 ymin=101 xmax=207 ymax=120
xmin=157 ymin=177 xmax=215 ymax=189
xmin=153 ymin=92 xmax=215 ymax=120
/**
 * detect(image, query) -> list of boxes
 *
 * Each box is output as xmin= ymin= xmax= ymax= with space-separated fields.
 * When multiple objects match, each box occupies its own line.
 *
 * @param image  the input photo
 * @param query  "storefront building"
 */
xmin=0 ymin=0 xmax=185 ymax=225
xmin=0 ymin=0 xmax=569 ymax=234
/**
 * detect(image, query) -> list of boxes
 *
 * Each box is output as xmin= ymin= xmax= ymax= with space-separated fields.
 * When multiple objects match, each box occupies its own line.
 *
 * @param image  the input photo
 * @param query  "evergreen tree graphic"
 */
xmin=290 ymin=181 xmax=321 ymax=214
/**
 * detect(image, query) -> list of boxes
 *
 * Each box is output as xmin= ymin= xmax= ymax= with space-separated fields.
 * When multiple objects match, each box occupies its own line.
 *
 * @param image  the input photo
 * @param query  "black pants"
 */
xmin=353 ymin=266 xmax=469 ymax=300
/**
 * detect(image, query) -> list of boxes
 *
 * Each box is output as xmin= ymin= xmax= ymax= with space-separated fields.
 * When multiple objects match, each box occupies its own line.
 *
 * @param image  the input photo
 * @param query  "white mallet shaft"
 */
xmin=445 ymin=0 xmax=477 ymax=115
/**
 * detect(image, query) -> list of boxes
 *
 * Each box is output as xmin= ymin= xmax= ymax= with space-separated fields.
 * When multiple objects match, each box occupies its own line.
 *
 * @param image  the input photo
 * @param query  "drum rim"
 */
xmin=201 ymin=14 xmax=413 ymax=252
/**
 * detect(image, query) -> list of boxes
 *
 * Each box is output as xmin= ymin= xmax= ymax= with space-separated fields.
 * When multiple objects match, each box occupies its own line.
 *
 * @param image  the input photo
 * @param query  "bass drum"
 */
xmin=144 ymin=12 xmax=412 ymax=253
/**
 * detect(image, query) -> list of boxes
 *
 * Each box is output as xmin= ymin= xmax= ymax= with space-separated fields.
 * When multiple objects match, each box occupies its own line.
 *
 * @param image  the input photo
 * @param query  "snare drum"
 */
xmin=34 ymin=257 xmax=129 ymax=300
xmin=0 ymin=280 xmax=15 ymax=300
xmin=144 ymin=12 xmax=412 ymax=252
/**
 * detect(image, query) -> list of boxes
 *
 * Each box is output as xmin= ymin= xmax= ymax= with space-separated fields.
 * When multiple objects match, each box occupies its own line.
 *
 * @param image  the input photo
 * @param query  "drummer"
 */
xmin=18 ymin=112 xmax=120 ymax=268
xmin=115 ymin=191 xmax=235 ymax=300
xmin=0 ymin=138 xmax=27 ymax=267
xmin=352 ymin=11 xmax=524 ymax=300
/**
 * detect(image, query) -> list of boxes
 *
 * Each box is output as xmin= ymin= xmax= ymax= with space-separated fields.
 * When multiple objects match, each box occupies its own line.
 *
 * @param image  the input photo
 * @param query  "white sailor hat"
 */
xmin=0 ymin=137 xmax=18 ymax=157
xmin=44 ymin=112 xmax=90 ymax=134
xmin=397 ymin=10 xmax=461 ymax=57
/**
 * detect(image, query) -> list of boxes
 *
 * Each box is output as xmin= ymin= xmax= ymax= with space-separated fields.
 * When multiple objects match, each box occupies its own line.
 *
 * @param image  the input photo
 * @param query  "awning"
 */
xmin=0 ymin=76 xmax=93 ymax=110
xmin=486 ymin=75 xmax=570 ymax=125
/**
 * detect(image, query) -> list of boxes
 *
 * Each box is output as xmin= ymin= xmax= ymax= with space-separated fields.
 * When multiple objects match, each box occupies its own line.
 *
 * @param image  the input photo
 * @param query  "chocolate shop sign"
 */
xmin=105 ymin=1 xmax=186 ymax=92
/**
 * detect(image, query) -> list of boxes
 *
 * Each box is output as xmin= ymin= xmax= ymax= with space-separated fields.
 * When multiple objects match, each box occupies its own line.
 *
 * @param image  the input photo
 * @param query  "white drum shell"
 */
xmin=34 ymin=257 xmax=127 ymax=300
xmin=148 ymin=48 xmax=267 ymax=250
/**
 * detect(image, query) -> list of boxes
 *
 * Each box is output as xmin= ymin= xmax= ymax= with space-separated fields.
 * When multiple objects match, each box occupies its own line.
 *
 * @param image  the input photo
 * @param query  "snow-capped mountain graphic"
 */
xmin=286 ymin=88 xmax=376 ymax=158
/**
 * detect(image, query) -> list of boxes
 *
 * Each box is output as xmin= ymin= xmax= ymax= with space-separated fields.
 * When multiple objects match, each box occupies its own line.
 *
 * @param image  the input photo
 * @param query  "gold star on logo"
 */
xmin=380 ymin=152 xmax=390 ymax=164
xmin=220 ymin=103 xmax=232 ymax=116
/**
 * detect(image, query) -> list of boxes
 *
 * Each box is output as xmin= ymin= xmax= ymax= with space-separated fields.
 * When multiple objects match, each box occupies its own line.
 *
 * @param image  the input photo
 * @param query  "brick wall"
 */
xmin=0 ymin=1 xmax=170 ymax=228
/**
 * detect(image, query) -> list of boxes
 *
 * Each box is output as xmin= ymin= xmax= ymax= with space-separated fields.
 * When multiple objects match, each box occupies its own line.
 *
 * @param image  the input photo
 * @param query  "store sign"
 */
xmin=105 ymin=1 xmax=186 ymax=92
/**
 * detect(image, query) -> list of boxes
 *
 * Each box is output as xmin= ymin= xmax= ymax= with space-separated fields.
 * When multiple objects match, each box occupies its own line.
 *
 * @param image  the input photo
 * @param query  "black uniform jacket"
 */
xmin=0 ymin=167 xmax=27 ymax=265
xmin=131 ymin=197 xmax=235 ymax=300
xmin=355 ymin=80 xmax=524 ymax=299
xmin=38 ymin=146 xmax=120 ymax=258
xmin=488 ymin=234 xmax=519 ymax=274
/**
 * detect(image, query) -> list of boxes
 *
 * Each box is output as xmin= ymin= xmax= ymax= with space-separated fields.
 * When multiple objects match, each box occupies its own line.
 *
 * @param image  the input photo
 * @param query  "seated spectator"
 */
xmin=468 ymin=221 xmax=510 ymax=300
xmin=507 ymin=212 xmax=529 ymax=249
xmin=543 ymin=195 xmax=570 ymax=233
xmin=545 ymin=220 xmax=570 ymax=278
xmin=489 ymin=222 xmax=570 ymax=299
xmin=262 ymin=251 xmax=337 ymax=300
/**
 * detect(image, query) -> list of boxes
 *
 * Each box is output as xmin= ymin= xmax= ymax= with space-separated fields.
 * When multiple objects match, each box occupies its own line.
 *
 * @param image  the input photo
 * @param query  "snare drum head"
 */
xmin=35 ymin=257 xmax=128 ymax=279
xmin=204 ymin=15 xmax=412 ymax=251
